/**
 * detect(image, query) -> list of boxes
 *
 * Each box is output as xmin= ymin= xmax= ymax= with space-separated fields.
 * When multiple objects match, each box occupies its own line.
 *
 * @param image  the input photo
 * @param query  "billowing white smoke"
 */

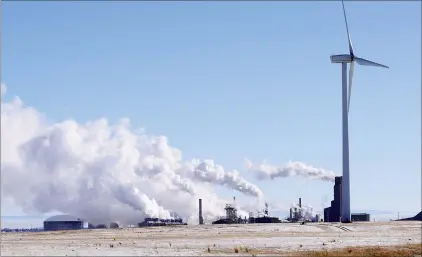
xmin=1 ymin=84 xmax=263 ymax=225
xmin=184 ymin=160 xmax=263 ymax=198
xmin=245 ymin=158 xmax=337 ymax=183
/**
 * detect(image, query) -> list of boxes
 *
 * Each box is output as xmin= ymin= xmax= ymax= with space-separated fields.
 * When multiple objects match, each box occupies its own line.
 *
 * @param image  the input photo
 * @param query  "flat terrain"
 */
xmin=1 ymin=221 xmax=421 ymax=256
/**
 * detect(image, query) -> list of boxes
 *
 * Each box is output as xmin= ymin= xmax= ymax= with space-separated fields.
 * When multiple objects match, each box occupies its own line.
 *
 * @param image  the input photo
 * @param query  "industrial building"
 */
xmin=109 ymin=222 xmax=120 ymax=228
xmin=248 ymin=203 xmax=282 ymax=224
xmin=95 ymin=224 xmax=107 ymax=229
xmin=351 ymin=213 xmax=370 ymax=222
xmin=211 ymin=198 xmax=281 ymax=224
xmin=138 ymin=217 xmax=187 ymax=227
xmin=287 ymin=198 xmax=321 ymax=223
xmin=212 ymin=202 xmax=246 ymax=224
xmin=324 ymin=176 xmax=342 ymax=222
xmin=324 ymin=176 xmax=370 ymax=222
xmin=246 ymin=202 xmax=282 ymax=223
xmin=43 ymin=214 xmax=84 ymax=231
xmin=289 ymin=198 xmax=305 ymax=222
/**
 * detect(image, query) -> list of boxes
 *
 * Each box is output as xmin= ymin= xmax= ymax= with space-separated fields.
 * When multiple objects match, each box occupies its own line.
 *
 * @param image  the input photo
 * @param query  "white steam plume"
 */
xmin=245 ymin=158 xmax=337 ymax=183
xmin=1 ymin=83 xmax=263 ymax=225
xmin=184 ymin=160 xmax=263 ymax=198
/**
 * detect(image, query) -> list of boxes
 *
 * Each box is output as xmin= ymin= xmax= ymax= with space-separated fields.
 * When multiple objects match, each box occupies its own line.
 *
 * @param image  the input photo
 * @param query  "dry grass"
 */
xmin=294 ymin=243 xmax=422 ymax=257
xmin=205 ymin=243 xmax=422 ymax=256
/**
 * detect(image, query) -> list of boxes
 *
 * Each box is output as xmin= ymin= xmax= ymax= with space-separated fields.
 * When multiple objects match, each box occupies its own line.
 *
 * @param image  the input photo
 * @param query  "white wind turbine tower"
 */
xmin=330 ymin=1 xmax=389 ymax=223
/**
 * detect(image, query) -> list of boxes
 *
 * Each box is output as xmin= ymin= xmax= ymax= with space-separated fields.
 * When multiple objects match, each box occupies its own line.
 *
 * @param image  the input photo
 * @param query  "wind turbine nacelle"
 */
xmin=330 ymin=54 xmax=353 ymax=64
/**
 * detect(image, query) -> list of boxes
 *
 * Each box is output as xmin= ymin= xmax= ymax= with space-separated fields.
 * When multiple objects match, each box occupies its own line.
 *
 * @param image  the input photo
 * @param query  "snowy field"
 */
xmin=1 ymin=221 xmax=421 ymax=256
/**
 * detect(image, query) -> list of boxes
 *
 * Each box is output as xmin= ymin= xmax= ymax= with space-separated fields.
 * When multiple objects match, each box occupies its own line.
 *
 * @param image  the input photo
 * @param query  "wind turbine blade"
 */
xmin=342 ymin=0 xmax=354 ymax=56
xmin=355 ymin=57 xmax=389 ymax=68
xmin=348 ymin=61 xmax=354 ymax=114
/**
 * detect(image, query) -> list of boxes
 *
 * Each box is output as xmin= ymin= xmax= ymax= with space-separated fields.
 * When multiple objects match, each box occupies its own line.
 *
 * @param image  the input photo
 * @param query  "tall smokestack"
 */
xmin=199 ymin=199 xmax=203 ymax=225
xmin=299 ymin=198 xmax=302 ymax=208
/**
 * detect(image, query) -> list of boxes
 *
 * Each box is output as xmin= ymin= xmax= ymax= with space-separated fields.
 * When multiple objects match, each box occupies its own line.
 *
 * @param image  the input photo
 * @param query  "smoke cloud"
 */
xmin=187 ymin=160 xmax=263 ymax=198
xmin=1 ymin=84 xmax=263 ymax=225
xmin=245 ymin=158 xmax=337 ymax=183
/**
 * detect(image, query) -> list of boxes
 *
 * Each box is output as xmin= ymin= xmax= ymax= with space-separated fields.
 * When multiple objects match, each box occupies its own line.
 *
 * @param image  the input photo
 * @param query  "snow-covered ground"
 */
xmin=1 ymin=221 xmax=421 ymax=256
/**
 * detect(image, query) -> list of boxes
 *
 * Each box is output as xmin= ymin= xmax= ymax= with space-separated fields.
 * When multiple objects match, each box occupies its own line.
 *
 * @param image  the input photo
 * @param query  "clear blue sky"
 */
xmin=2 ymin=1 xmax=421 ymax=222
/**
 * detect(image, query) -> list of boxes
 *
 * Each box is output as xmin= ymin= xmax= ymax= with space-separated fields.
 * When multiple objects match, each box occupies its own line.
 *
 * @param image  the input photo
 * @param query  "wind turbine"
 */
xmin=330 ymin=1 xmax=389 ymax=223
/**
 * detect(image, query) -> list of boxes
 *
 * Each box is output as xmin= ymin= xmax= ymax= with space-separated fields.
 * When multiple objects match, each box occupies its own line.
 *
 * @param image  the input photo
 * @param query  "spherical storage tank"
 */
xmin=43 ymin=215 xmax=84 ymax=231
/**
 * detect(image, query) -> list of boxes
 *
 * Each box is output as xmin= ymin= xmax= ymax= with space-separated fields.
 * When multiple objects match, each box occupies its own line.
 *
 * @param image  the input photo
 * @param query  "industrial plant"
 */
xmin=38 ymin=184 xmax=378 ymax=233
xmin=324 ymin=176 xmax=370 ymax=222
xmin=138 ymin=217 xmax=187 ymax=227
xmin=209 ymin=197 xmax=282 ymax=224
xmin=287 ymin=198 xmax=321 ymax=223
xmin=211 ymin=201 xmax=249 ymax=224
xmin=41 ymin=213 xmax=187 ymax=231
xmin=207 ymin=197 xmax=325 ymax=225
xmin=247 ymin=202 xmax=282 ymax=224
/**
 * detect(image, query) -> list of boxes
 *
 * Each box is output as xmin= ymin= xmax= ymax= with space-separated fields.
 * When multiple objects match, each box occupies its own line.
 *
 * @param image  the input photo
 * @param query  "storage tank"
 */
xmin=43 ymin=215 xmax=83 ymax=231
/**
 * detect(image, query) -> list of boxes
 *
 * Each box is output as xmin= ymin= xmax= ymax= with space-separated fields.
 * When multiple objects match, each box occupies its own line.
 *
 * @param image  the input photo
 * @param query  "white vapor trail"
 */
xmin=245 ymin=158 xmax=337 ymax=183
xmin=1 ymin=83 xmax=263 ymax=225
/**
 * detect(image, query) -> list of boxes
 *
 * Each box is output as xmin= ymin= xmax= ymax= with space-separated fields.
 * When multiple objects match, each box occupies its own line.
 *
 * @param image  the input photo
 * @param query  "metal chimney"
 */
xmin=299 ymin=198 xmax=302 ymax=208
xmin=289 ymin=208 xmax=293 ymax=221
xmin=199 ymin=199 xmax=204 ymax=225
